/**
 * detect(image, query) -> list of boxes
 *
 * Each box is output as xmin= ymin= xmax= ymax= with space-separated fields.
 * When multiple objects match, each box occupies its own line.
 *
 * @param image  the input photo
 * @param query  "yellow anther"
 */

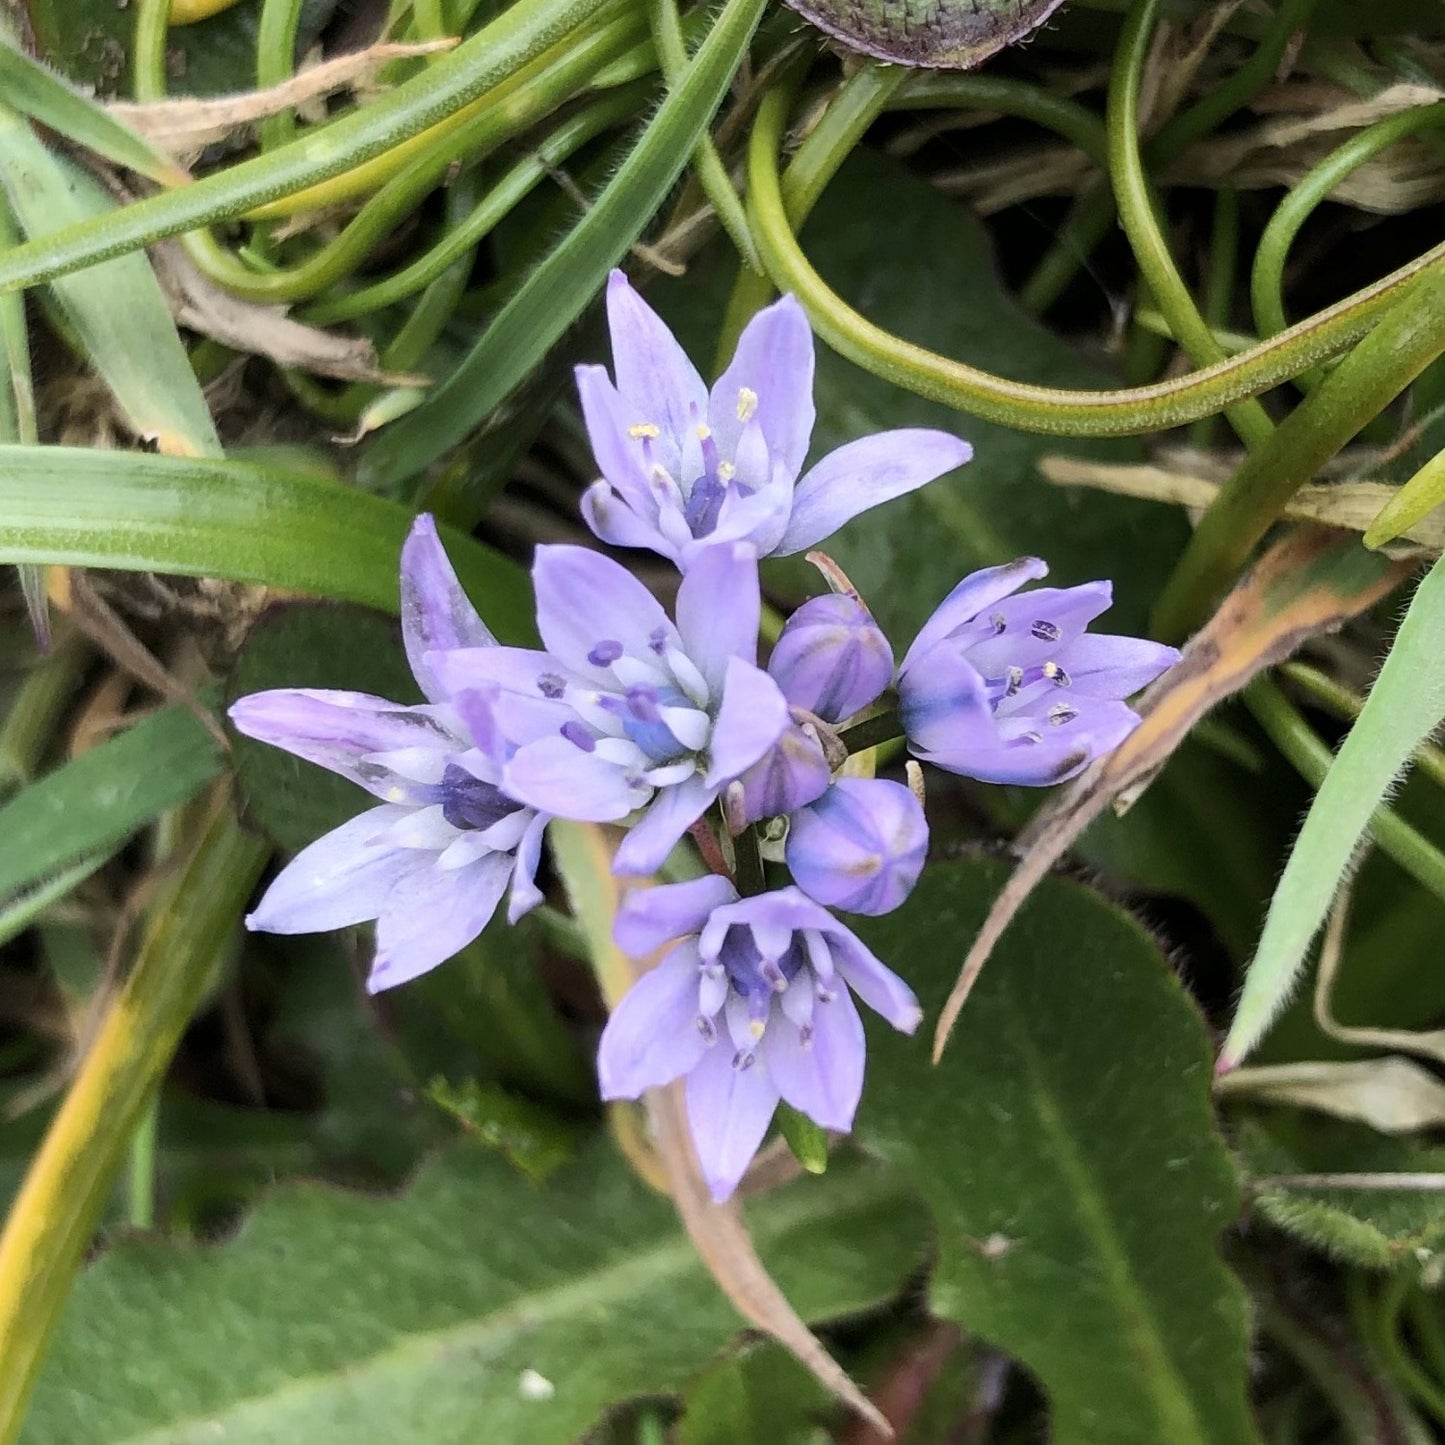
xmin=736 ymin=387 xmax=759 ymax=422
xmin=717 ymin=461 xmax=737 ymax=481
xmin=696 ymin=422 xmax=712 ymax=441
xmin=1042 ymin=661 xmax=1060 ymax=679
xmin=748 ymin=1018 xmax=767 ymax=1040
xmin=628 ymin=422 xmax=660 ymax=439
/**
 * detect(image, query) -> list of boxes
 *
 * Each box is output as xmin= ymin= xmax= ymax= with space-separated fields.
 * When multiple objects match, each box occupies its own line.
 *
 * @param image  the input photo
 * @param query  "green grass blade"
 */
xmin=0 ymin=36 xmax=187 ymax=186
xmin=0 ymin=0 xmax=610 ymax=294
xmin=0 ymin=445 xmax=533 ymax=639
xmin=0 ymin=104 xmax=220 ymax=455
xmin=0 ymin=703 xmax=222 ymax=907
xmin=1223 ymin=554 xmax=1445 ymax=1067
xmin=359 ymin=0 xmax=768 ymax=497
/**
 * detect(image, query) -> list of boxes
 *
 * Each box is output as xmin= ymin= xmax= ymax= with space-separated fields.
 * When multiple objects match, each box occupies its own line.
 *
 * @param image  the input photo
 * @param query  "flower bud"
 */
xmin=768 ymin=594 xmax=893 ymax=723
xmin=736 ymin=722 xmax=831 ymax=824
xmin=785 ymin=777 xmax=927 ymax=916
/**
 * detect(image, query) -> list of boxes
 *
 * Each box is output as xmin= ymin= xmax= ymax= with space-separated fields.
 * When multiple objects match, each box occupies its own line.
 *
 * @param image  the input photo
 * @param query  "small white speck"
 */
xmin=519 ymin=1369 xmax=555 ymax=1402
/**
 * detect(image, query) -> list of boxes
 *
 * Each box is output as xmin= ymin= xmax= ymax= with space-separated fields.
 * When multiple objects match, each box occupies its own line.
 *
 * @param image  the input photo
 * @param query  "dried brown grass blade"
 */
xmin=931 ymin=526 xmax=1415 ymax=1062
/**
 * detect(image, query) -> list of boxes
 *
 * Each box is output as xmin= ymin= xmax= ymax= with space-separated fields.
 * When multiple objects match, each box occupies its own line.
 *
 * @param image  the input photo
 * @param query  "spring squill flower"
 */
xmin=898 ymin=558 xmax=1181 ymax=785
xmin=429 ymin=541 xmax=789 ymax=876
xmin=229 ymin=517 xmax=548 ymax=993
xmin=598 ymin=877 xmax=922 ymax=1200
xmin=576 ymin=270 xmax=972 ymax=569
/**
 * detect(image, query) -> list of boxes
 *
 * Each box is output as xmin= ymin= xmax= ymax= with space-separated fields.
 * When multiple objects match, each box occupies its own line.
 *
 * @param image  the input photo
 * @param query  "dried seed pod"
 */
xmin=782 ymin=0 xmax=1068 ymax=69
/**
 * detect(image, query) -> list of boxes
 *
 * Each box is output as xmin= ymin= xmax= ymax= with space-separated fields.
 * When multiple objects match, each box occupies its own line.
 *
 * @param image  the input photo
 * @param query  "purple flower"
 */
xmin=429 ymin=541 xmax=789 ymax=876
xmin=598 ymin=878 xmax=921 ymax=1200
xmin=228 ymin=517 xmax=550 ymax=994
xmin=786 ymin=777 xmax=927 ymax=916
xmin=897 ymin=558 xmax=1181 ymax=786
xmin=767 ymin=592 xmax=893 ymax=724
xmin=576 ymin=270 xmax=972 ymax=569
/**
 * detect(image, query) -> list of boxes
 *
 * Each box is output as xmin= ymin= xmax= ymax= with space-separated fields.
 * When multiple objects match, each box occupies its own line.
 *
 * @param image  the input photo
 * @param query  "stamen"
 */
xmin=560 ymin=721 xmax=595 ymax=752
xmin=733 ymin=1050 xmax=756 ymax=1071
xmin=1048 ymin=703 xmax=1078 ymax=726
xmin=736 ymin=386 xmax=759 ymax=422
xmin=648 ymin=626 xmax=669 ymax=656
xmin=587 ymin=639 xmax=624 ymax=667
xmin=538 ymin=673 xmax=565 ymax=699
xmin=697 ymin=1015 xmax=718 ymax=1045
xmin=628 ymin=422 xmax=660 ymax=439
xmin=696 ymin=423 xmax=712 ymax=441
xmin=717 ymin=461 xmax=736 ymax=482
xmin=990 ymin=612 xmax=1007 ymax=635
xmin=1004 ymin=665 xmax=1024 ymax=697
xmin=798 ymin=1024 xmax=813 ymax=1049
xmin=1031 ymin=620 xmax=1062 ymax=643
xmin=1043 ymin=661 xmax=1072 ymax=687
xmin=1019 ymin=730 xmax=1043 ymax=745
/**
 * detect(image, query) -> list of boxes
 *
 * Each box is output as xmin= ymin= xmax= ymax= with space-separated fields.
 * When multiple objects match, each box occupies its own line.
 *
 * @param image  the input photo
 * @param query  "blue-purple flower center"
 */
xmin=438 ymin=763 xmax=523 ymax=832
xmin=719 ymin=928 xmax=805 ymax=1008
xmin=601 ymin=683 xmax=694 ymax=765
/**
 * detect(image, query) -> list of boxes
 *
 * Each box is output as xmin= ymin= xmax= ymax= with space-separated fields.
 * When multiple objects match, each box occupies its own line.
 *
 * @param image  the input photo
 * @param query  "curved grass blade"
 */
xmin=0 ymin=445 xmax=533 ymax=641
xmin=359 ymin=0 xmax=769 ymax=498
xmin=0 ymin=0 xmax=610 ymax=293
xmin=0 ymin=104 xmax=220 ymax=456
xmin=0 ymin=35 xmax=187 ymax=186
xmin=1221 ymin=553 xmax=1445 ymax=1068
xmin=0 ymin=701 xmax=223 ymax=909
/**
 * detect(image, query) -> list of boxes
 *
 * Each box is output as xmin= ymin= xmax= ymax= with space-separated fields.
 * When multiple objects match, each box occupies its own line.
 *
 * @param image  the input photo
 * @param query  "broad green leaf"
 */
xmin=357 ymin=0 xmax=768 ymax=493
xmin=426 ymin=1078 xmax=584 ymax=1183
xmin=853 ymin=857 xmax=1260 ymax=1445
xmin=1237 ymin=1117 xmax=1445 ymax=1269
xmin=1224 ymin=554 xmax=1445 ymax=1067
xmin=677 ymin=1341 xmax=831 ymax=1445
xmin=0 ymin=38 xmax=185 ymax=184
xmin=0 ymin=445 xmax=533 ymax=640
xmin=0 ymin=702 xmax=222 ymax=907
xmin=0 ymin=106 xmax=219 ymax=455
xmin=25 ymin=1142 xmax=929 ymax=1443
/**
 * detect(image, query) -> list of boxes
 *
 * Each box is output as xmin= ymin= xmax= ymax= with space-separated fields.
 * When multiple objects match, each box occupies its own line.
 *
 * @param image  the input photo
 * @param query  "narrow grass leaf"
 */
xmin=0 ymin=445 xmax=533 ymax=640
xmin=1223 ymin=553 xmax=1445 ymax=1067
xmin=0 ymin=105 xmax=219 ymax=455
xmin=359 ymin=0 xmax=768 ymax=494
xmin=0 ymin=702 xmax=222 ymax=906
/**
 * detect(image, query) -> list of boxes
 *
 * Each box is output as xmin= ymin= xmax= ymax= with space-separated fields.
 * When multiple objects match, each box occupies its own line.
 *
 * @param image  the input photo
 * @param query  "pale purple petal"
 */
xmin=533 ymin=544 xmax=673 ymax=681
xmin=768 ymin=593 xmax=892 ymax=723
xmin=830 ymin=932 xmax=923 ymax=1033
xmin=762 ymin=988 xmax=865 ymax=1133
xmin=786 ymin=777 xmax=928 ymax=916
xmin=576 ymin=364 xmax=655 ymax=512
xmin=925 ymin=698 xmax=1141 ymax=786
xmin=228 ymin=689 xmax=456 ymax=802
xmin=245 ymin=804 xmax=418 ymax=934
xmin=904 ymin=557 xmax=1049 ymax=666
xmin=368 ymin=852 xmax=511 ymax=992
xmin=685 ymin=1040 xmax=781 ymax=1201
xmin=582 ymin=482 xmax=674 ymax=558
xmin=735 ymin=724 xmax=831 ymax=824
xmin=897 ymin=643 xmax=996 ymax=760
xmin=506 ymin=812 xmax=549 ymax=923
xmin=597 ymin=940 xmax=712 ymax=1097
xmin=961 ymin=581 xmax=1114 ymax=678
xmin=1051 ymin=633 xmax=1181 ymax=699
xmin=503 ymin=735 xmax=646 ymax=821
xmin=675 ymin=542 xmax=760 ymax=692
xmin=705 ymin=658 xmax=789 ymax=787
xmin=399 ymin=514 xmax=496 ymax=704
xmin=612 ymin=774 xmax=716 ymax=876
xmin=429 ymin=645 xmax=573 ymax=706
xmin=776 ymin=431 xmax=973 ymax=556
xmin=605 ymin=270 xmax=707 ymax=467
xmin=708 ymin=294 xmax=815 ymax=477
xmin=614 ymin=875 xmax=739 ymax=958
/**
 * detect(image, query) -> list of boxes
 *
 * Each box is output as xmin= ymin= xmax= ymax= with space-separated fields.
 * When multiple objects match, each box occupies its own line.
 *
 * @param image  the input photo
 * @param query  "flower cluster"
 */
xmin=231 ymin=272 xmax=1178 ymax=1199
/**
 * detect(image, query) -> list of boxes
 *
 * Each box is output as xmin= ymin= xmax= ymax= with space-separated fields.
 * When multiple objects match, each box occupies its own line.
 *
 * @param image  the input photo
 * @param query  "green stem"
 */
xmin=0 ymin=0 xmax=616 ymax=292
xmin=0 ymin=799 xmax=267 ymax=1444
xmin=733 ymin=824 xmax=765 ymax=897
xmin=0 ymin=628 xmax=88 ymax=791
xmin=745 ymin=81 xmax=1445 ymax=439
xmin=1252 ymin=101 xmax=1445 ymax=343
xmin=648 ymin=0 xmax=759 ymax=271
xmin=256 ymin=0 xmax=306 ymax=151
xmin=125 ymin=1093 xmax=158 ymax=1230
xmin=1188 ymin=187 xmax=1239 ymax=448
xmin=838 ymin=709 xmax=902 ymax=755
xmin=1245 ymin=679 xmax=1445 ymax=909
xmin=1375 ymin=1270 xmax=1445 ymax=1428
xmin=1154 ymin=257 xmax=1445 ymax=637
xmin=1108 ymin=0 xmax=1272 ymax=449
